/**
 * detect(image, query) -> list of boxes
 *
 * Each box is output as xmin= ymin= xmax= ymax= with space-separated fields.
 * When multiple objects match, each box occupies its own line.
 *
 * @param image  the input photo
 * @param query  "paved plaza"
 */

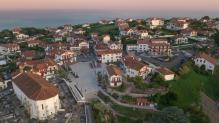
xmin=69 ymin=62 xmax=106 ymax=100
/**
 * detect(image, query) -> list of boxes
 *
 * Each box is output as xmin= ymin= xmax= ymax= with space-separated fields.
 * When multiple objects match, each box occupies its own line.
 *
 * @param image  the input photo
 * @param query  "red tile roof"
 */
xmin=107 ymin=64 xmax=122 ymax=76
xmin=22 ymin=50 xmax=36 ymax=57
xmin=157 ymin=67 xmax=175 ymax=75
xmin=95 ymin=43 xmax=109 ymax=51
xmin=123 ymin=56 xmax=147 ymax=71
xmin=195 ymin=53 xmax=217 ymax=65
xmin=13 ymin=72 xmax=58 ymax=100
xmin=96 ymin=49 xmax=122 ymax=56
xmin=2 ymin=43 xmax=20 ymax=49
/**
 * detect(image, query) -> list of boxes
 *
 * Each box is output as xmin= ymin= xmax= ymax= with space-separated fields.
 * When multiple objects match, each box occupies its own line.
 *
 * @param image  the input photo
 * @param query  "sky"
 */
xmin=1 ymin=0 xmax=219 ymax=11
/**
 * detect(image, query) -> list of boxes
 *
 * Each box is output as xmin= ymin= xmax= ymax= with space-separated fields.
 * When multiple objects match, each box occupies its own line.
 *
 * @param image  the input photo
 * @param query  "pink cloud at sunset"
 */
xmin=1 ymin=0 xmax=219 ymax=11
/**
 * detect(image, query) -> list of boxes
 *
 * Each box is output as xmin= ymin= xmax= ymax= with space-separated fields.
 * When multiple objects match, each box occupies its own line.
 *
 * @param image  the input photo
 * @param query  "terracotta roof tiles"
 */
xmin=13 ymin=72 xmax=58 ymax=100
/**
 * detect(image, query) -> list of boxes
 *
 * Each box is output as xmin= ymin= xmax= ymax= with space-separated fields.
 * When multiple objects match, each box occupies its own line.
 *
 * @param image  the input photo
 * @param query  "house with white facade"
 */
xmin=137 ymin=39 xmax=150 ymax=52
xmin=108 ymin=41 xmax=123 ymax=50
xmin=54 ymin=50 xmax=77 ymax=65
xmin=166 ymin=18 xmax=189 ymax=31
xmin=147 ymin=17 xmax=164 ymax=29
xmin=156 ymin=67 xmax=175 ymax=81
xmin=19 ymin=59 xmax=58 ymax=80
xmin=12 ymin=72 xmax=60 ymax=120
xmin=181 ymin=28 xmax=198 ymax=37
xmin=74 ymin=28 xmax=86 ymax=35
xmin=126 ymin=38 xmax=171 ymax=56
xmin=0 ymin=78 xmax=7 ymax=90
xmin=96 ymin=49 xmax=122 ymax=63
xmin=193 ymin=53 xmax=217 ymax=73
xmin=2 ymin=43 xmax=21 ymax=53
xmin=103 ymin=35 xmax=111 ymax=44
xmin=53 ymin=35 xmax=63 ymax=42
xmin=122 ymin=55 xmax=152 ymax=79
xmin=70 ymin=40 xmax=89 ymax=51
xmin=173 ymin=35 xmax=189 ymax=45
xmin=27 ymin=40 xmax=41 ymax=47
xmin=126 ymin=44 xmax=138 ymax=52
xmin=134 ymin=30 xmax=149 ymax=39
xmin=106 ymin=64 xmax=123 ymax=87
xmin=16 ymin=34 xmax=29 ymax=40
xmin=63 ymin=24 xmax=73 ymax=32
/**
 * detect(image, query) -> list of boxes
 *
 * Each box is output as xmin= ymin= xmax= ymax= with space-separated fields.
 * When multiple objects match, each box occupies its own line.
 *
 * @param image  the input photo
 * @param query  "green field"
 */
xmin=170 ymin=71 xmax=208 ymax=107
xmin=87 ymin=24 xmax=119 ymax=35
xmin=170 ymin=69 xmax=219 ymax=108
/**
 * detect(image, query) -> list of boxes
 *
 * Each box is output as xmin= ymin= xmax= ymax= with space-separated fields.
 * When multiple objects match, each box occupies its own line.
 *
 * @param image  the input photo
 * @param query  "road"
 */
xmin=100 ymin=89 xmax=156 ymax=110
xmin=201 ymin=93 xmax=219 ymax=123
xmin=140 ymin=51 xmax=189 ymax=69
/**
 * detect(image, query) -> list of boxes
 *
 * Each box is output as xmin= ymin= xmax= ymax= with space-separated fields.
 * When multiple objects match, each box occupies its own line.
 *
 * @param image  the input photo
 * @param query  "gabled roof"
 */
xmin=194 ymin=53 xmax=217 ymax=65
xmin=13 ymin=72 xmax=58 ymax=100
xmin=22 ymin=50 xmax=36 ymax=57
xmin=157 ymin=67 xmax=175 ymax=75
xmin=96 ymin=49 xmax=122 ymax=56
xmin=123 ymin=56 xmax=147 ymax=71
xmin=107 ymin=64 xmax=122 ymax=76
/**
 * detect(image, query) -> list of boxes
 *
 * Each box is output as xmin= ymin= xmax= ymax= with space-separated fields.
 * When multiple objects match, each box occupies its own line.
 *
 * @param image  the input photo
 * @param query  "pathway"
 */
xmin=201 ymin=93 xmax=219 ymax=123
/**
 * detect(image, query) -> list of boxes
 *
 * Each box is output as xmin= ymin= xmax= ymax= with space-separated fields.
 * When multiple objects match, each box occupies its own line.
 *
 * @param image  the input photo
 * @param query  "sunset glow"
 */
xmin=1 ymin=0 xmax=219 ymax=11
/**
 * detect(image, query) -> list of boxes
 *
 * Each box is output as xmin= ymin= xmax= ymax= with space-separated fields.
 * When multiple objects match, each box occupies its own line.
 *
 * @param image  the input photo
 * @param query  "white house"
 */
xmin=135 ymin=30 xmax=149 ymax=39
xmin=54 ymin=50 xmax=77 ymax=65
xmin=0 ymin=56 xmax=7 ymax=66
xmin=96 ymin=49 xmax=122 ymax=63
xmin=27 ymin=40 xmax=41 ymax=48
xmin=106 ymin=64 xmax=123 ymax=87
xmin=126 ymin=44 xmax=138 ymax=52
xmin=181 ymin=29 xmax=198 ymax=37
xmin=173 ymin=36 xmax=189 ymax=45
xmin=147 ymin=18 xmax=164 ymax=29
xmin=64 ymin=24 xmax=73 ymax=32
xmin=1 ymin=43 xmax=21 ymax=53
xmin=126 ymin=38 xmax=172 ymax=56
xmin=123 ymin=56 xmax=152 ymax=79
xmin=70 ymin=40 xmax=89 ymax=51
xmin=19 ymin=59 xmax=58 ymax=80
xmin=108 ymin=41 xmax=123 ymax=50
xmin=12 ymin=72 xmax=60 ymax=121
xmin=103 ymin=35 xmax=111 ymax=44
xmin=54 ymin=35 xmax=63 ymax=42
xmin=166 ymin=20 xmax=189 ymax=31
xmin=74 ymin=28 xmax=86 ymax=35
xmin=156 ymin=67 xmax=175 ymax=81
xmin=137 ymin=39 xmax=150 ymax=52
xmin=82 ymin=24 xmax=90 ymax=28
xmin=193 ymin=53 xmax=217 ymax=73
xmin=16 ymin=34 xmax=29 ymax=40
xmin=0 ymin=78 xmax=7 ymax=90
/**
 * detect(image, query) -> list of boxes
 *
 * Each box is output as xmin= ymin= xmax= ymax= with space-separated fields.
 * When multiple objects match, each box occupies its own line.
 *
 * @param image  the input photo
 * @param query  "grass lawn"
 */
xmin=203 ymin=75 xmax=219 ymax=100
xmin=170 ymin=70 xmax=209 ymax=108
xmin=87 ymin=24 xmax=118 ymax=35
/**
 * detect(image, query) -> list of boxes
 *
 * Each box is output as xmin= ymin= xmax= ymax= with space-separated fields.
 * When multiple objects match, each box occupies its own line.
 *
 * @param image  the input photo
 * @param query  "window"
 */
xmin=42 ymin=104 xmax=44 ymax=110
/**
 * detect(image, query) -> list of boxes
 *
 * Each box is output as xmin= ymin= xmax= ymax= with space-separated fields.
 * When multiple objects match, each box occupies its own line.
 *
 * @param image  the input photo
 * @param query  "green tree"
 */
xmin=0 ymin=29 xmax=15 ymax=43
xmin=214 ymin=30 xmax=219 ymax=46
xmin=150 ymin=107 xmax=190 ymax=123
xmin=21 ymin=27 xmax=49 ymax=36
xmin=158 ymin=92 xmax=178 ymax=109
xmin=152 ymin=73 xmax=164 ymax=82
xmin=187 ymin=106 xmax=210 ymax=123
